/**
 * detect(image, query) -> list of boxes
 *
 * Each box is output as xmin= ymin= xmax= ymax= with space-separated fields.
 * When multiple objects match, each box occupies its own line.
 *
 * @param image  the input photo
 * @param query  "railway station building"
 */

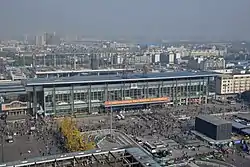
xmin=24 ymin=71 xmax=216 ymax=116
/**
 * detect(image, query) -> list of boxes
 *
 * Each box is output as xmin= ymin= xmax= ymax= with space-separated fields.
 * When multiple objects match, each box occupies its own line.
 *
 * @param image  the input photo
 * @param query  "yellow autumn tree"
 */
xmin=60 ymin=117 xmax=72 ymax=138
xmin=59 ymin=117 xmax=95 ymax=152
xmin=81 ymin=133 xmax=95 ymax=150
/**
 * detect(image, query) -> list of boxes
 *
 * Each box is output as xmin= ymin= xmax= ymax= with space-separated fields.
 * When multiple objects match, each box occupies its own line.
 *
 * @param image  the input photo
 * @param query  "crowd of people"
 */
xmin=0 ymin=115 xmax=63 ymax=162
xmin=0 ymin=100 xmax=247 ymax=163
xmin=76 ymin=102 xmax=246 ymax=140
xmin=116 ymin=110 xmax=182 ymax=139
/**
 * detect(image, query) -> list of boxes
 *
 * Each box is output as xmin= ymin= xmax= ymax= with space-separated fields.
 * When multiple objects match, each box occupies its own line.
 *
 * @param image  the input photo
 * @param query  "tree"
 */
xmin=59 ymin=117 xmax=95 ymax=152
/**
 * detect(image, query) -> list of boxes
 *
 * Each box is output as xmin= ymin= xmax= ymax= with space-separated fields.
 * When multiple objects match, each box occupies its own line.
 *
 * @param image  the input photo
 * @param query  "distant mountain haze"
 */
xmin=0 ymin=0 xmax=249 ymax=40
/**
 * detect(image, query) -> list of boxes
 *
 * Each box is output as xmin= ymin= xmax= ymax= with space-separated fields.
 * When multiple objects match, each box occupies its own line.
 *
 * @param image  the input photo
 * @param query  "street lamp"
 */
xmin=0 ymin=96 xmax=6 ymax=163
xmin=110 ymin=104 xmax=113 ymax=138
xmin=108 ymin=93 xmax=115 ymax=139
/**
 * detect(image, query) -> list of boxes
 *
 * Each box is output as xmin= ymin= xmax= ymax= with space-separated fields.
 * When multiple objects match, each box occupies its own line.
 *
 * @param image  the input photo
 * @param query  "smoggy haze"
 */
xmin=0 ymin=0 xmax=249 ymax=40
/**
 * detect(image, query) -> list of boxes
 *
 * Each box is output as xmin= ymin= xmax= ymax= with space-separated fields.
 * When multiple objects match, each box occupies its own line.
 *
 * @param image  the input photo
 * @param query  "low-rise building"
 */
xmin=215 ymin=73 xmax=250 ymax=95
xmin=195 ymin=115 xmax=232 ymax=141
xmin=188 ymin=57 xmax=225 ymax=71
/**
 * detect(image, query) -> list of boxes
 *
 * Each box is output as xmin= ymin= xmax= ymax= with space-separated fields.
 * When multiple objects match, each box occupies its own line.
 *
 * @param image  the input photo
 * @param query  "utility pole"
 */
xmin=1 ymin=127 xmax=4 ymax=163
xmin=110 ymin=104 xmax=113 ymax=139
xmin=0 ymin=96 xmax=5 ymax=163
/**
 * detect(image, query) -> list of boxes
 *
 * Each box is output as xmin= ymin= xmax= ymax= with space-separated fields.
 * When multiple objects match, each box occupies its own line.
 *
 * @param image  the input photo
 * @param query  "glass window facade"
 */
xmin=31 ymin=77 xmax=210 ymax=116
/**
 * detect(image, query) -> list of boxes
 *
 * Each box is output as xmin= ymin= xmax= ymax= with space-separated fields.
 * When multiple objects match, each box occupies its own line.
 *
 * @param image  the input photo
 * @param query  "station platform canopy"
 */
xmin=236 ymin=113 xmax=250 ymax=122
xmin=232 ymin=121 xmax=249 ymax=130
xmin=241 ymin=128 xmax=250 ymax=135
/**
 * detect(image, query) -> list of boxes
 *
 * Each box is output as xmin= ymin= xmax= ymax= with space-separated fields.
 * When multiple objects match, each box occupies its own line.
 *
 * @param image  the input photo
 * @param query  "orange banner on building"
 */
xmin=105 ymin=97 xmax=169 ymax=106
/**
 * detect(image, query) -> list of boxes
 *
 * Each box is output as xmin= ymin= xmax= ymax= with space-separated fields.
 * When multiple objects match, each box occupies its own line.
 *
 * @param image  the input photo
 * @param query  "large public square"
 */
xmin=1 ymin=100 xmax=250 ymax=166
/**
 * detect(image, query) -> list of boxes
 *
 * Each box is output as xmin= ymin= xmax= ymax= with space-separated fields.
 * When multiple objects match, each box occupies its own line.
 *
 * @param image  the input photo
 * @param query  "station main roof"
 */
xmin=25 ymin=71 xmax=217 ymax=86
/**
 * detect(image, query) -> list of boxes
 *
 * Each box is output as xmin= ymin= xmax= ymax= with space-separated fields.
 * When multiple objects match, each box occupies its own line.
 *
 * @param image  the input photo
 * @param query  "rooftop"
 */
xmin=196 ymin=115 xmax=231 ymax=126
xmin=1 ymin=147 xmax=160 ymax=167
xmin=0 ymin=81 xmax=22 ymax=87
xmin=35 ymin=68 xmax=135 ymax=74
xmin=236 ymin=113 xmax=250 ymax=122
xmin=26 ymin=71 xmax=216 ymax=86
xmin=125 ymin=147 xmax=161 ymax=167
xmin=241 ymin=128 xmax=250 ymax=135
xmin=0 ymin=81 xmax=25 ymax=94
xmin=232 ymin=121 xmax=248 ymax=130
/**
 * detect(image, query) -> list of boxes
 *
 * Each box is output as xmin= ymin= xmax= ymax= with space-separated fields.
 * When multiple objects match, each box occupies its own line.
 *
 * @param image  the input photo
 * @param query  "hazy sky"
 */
xmin=0 ymin=0 xmax=249 ymax=40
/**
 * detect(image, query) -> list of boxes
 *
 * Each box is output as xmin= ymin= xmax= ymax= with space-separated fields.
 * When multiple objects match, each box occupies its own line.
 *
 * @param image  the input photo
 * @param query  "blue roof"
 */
xmin=232 ymin=122 xmax=248 ymax=130
xmin=130 ymin=71 xmax=213 ymax=79
xmin=26 ymin=71 xmax=216 ymax=86
xmin=241 ymin=129 xmax=250 ymax=135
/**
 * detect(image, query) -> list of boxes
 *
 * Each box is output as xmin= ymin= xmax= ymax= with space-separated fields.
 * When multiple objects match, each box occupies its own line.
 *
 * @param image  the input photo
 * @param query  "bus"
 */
xmin=143 ymin=142 xmax=157 ymax=153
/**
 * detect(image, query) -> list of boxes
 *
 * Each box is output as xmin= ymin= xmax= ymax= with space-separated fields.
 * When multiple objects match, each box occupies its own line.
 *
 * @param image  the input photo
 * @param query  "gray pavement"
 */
xmin=223 ymin=153 xmax=250 ymax=167
xmin=1 ymin=101 xmax=248 ymax=165
xmin=0 ymin=135 xmax=61 ymax=163
xmin=0 ymin=115 xmax=63 ymax=163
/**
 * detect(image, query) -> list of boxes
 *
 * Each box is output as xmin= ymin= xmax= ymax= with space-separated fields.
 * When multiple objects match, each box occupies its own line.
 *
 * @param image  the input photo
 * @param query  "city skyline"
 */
xmin=0 ymin=0 xmax=250 ymax=41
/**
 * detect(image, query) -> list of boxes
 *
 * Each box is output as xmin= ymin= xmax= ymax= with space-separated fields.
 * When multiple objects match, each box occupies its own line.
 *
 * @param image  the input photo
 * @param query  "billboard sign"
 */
xmin=105 ymin=97 xmax=169 ymax=106
xmin=1 ymin=101 xmax=28 ymax=111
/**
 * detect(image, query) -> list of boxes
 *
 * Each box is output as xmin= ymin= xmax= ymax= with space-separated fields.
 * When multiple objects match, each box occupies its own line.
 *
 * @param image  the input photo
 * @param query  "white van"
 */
xmin=116 ymin=115 xmax=121 ymax=120
xmin=6 ymin=136 xmax=14 ymax=143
